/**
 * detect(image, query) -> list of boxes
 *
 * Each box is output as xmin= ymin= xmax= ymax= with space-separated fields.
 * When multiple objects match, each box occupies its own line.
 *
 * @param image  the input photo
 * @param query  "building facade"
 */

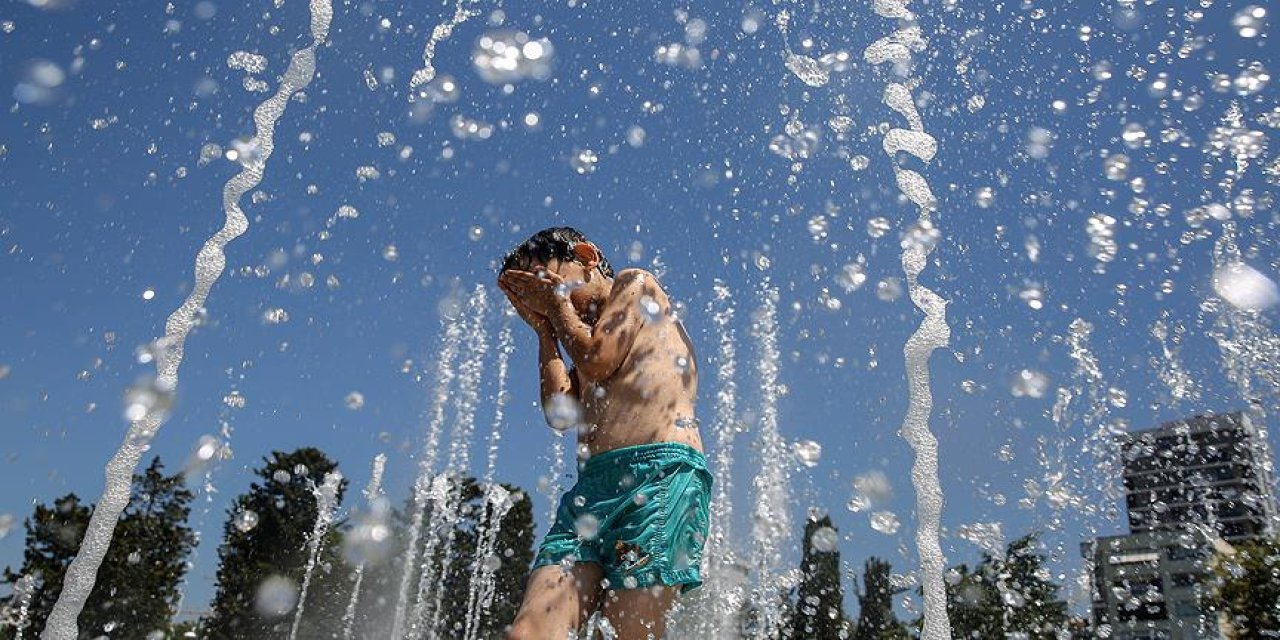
xmin=1083 ymin=411 xmax=1276 ymax=639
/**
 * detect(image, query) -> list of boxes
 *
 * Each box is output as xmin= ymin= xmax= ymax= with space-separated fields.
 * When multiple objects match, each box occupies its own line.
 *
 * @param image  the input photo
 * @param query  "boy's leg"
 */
xmin=506 ymin=563 xmax=605 ymax=640
xmin=600 ymin=585 xmax=678 ymax=640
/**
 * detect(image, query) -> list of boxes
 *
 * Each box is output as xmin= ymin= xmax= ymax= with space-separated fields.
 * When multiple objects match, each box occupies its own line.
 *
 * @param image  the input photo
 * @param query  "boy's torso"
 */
xmin=576 ymin=314 xmax=702 ymax=455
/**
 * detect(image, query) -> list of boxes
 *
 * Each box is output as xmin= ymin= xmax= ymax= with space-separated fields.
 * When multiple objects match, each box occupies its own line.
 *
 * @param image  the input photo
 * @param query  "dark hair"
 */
xmin=499 ymin=226 xmax=615 ymax=278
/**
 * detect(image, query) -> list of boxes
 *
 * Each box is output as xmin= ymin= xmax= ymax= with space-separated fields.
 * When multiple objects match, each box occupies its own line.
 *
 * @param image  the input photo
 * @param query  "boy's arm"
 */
xmin=537 ymin=331 xmax=575 ymax=412
xmin=546 ymin=269 xmax=656 ymax=382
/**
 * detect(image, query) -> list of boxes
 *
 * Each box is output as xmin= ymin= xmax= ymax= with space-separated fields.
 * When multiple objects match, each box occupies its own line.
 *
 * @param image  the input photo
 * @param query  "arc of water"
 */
xmin=408 ymin=0 xmax=483 ymax=98
xmin=342 ymin=454 xmax=388 ymax=640
xmin=748 ymin=278 xmax=790 ymax=638
xmin=289 ymin=471 xmax=343 ymax=640
xmin=463 ymin=314 xmax=514 ymax=640
xmin=39 ymin=3 xmax=333 ymax=638
xmin=390 ymin=318 xmax=464 ymax=640
xmin=863 ymin=1 xmax=952 ymax=638
xmin=419 ymin=285 xmax=490 ymax=636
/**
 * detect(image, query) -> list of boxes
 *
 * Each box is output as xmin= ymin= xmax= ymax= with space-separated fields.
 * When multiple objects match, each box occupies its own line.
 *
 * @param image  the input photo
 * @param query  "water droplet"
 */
xmin=875 ymin=278 xmax=902 ymax=302
xmin=870 ymin=511 xmax=900 ymax=534
xmin=1107 ymin=387 xmax=1129 ymax=408
xmin=222 ymin=390 xmax=246 ymax=409
xmin=544 ymin=393 xmax=583 ymax=432
xmin=638 ymin=295 xmax=662 ymax=323
xmin=0 ymin=513 xmax=16 ymax=539
xmin=1121 ymin=123 xmax=1147 ymax=148
xmin=449 ymin=114 xmax=495 ymax=140
xmin=836 ymin=261 xmax=868 ymax=293
xmin=866 ymin=217 xmax=892 ymax=238
xmin=1010 ymin=369 xmax=1049 ymax=399
xmin=1213 ymin=262 xmax=1280 ymax=311
xmin=1233 ymin=5 xmax=1267 ymax=38
xmin=262 ymin=308 xmax=289 ymax=324
xmin=793 ymin=440 xmax=822 ymax=467
xmin=194 ymin=435 xmax=220 ymax=461
xmin=570 ymin=148 xmax=599 ymax=174
xmin=254 ymin=575 xmax=297 ymax=617
xmin=345 ymin=391 xmax=365 ymax=410
xmin=123 ymin=376 xmax=176 ymax=423
xmin=974 ymin=186 xmax=994 ymax=208
xmin=956 ymin=522 xmax=1004 ymax=556
xmin=810 ymin=526 xmax=838 ymax=552
xmin=574 ymin=513 xmax=599 ymax=540
xmin=785 ymin=53 xmax=829 ymax=87
xmin=1103 ymin=153 xmax=1130 ymax=181
xmin=1233 ymin=62 xmax=1270 ymax=95
xmin=472 ymin=31 xmax=555 ymax=84
xmin=234 ymin=509 xmax=259 ymax=533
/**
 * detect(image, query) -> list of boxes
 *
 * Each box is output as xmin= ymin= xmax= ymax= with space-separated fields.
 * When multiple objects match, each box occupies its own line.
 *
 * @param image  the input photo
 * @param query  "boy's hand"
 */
xmin=498 ymin=269 xmax=566 ymax=317
xmin=498 ymin=277 xmax=554 ymax=336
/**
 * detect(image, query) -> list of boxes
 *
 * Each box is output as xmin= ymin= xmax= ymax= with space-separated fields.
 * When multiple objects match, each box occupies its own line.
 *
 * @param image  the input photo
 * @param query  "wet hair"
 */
xmin=499 ymin=226 xmax=615 ymax=278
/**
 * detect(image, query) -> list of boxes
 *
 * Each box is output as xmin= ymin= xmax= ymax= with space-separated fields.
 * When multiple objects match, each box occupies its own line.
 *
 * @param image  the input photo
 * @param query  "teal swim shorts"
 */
xmin=532 ymin=442 xmax=713 ymax=593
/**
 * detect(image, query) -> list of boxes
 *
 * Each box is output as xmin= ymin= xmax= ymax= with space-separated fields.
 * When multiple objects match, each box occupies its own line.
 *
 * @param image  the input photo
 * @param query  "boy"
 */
xmin=496 ymin=227 xmax=711 ymax=640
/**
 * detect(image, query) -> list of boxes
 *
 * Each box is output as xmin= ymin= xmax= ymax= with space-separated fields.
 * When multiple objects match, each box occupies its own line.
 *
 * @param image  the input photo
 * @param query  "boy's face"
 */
xmin=507 ymin=254 xmax=608 ymax=321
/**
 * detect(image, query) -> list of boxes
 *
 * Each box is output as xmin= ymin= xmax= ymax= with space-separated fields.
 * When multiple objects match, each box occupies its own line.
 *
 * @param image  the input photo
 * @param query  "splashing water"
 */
xmin=677 ymin=280 xmax=742 ymax=638
xmin=419 ymin=286 xmax=490 ymax=636
xmin=863 ymin=0 xmax=952 ymax=636
xmin=2 ymin=574 xmax=35 ymax=639
xmin=341 ymin=454 xmax=387 ymax=640
xmin=462 ymin=315 xmax=514 ymax=640
xmin=289 ymin=471 xmax=343 ymax=640
xmin=40 ymin=2 xmax=334 ymax=637
xmin=390 ymin=317 xmax=464 ymax=640
xmin=747 ymin=277 xmax=792 ymax=637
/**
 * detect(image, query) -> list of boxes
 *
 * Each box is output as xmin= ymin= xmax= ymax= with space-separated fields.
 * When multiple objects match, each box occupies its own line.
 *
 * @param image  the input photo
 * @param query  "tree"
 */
xmin=854 ymin=558 xmax=907 ymax=640
xmin=0 ymin=458 xmax=196 ymax=640
xmin=0 ymin=495 xmax=91 ymax=640
xmin=939 ymin=534 xmax=1067 ymax=640
xmin=1211 ymin=536 xmax=1280 ymax=638
xmin=203 ymin=448 xmax=349 ymax=640
xmin=789 ymin=515 xmax=852 ymax=639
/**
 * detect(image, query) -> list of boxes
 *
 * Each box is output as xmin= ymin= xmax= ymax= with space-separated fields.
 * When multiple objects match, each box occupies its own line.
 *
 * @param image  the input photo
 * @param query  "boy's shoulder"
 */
xmin=611 ymin=268 xmax=668 ymax=298
xmin=614 ymin=267 xmax=660 ymax=286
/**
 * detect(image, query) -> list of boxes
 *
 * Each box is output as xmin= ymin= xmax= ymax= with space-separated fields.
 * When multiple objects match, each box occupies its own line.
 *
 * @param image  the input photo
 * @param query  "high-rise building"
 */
xmin=1083 ymin=411 xmax=1276 ymax=640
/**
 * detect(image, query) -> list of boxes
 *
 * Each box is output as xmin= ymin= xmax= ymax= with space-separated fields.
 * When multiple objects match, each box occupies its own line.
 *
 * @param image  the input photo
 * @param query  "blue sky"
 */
xmin=1 ymin=0 xmax=1277 ymax=620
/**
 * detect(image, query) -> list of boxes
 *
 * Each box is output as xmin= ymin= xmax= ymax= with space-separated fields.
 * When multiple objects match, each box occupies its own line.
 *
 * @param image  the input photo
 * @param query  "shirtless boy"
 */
xmin=496 ymin=227 xmax=711 ymax=640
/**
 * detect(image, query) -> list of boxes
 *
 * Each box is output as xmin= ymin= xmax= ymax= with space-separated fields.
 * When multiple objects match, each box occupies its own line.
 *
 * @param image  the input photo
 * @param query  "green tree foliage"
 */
xmin=941 ymin=533 xmax=1067 ymax=640
xmin=202 ymin=448 xmax=349 ymax=640
xmin=1211 ymin=536 xmax=1280 ymax=638
xmin=0 ymin=495 xmax=90 ymax=639
xmin=789 ymin=515 xmax=853 ymax=639
xmin=0 ymin=458 xmax=196 ymax=640
xmin=854 ymin=557 xmax=907 ymax=640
